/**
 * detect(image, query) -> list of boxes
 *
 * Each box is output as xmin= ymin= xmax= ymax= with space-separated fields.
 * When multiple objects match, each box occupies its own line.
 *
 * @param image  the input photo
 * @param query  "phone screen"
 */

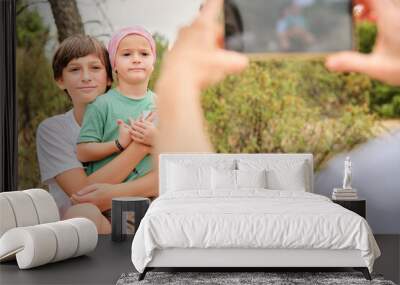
xmin=224 ymin=0 xmax=353 ymax=54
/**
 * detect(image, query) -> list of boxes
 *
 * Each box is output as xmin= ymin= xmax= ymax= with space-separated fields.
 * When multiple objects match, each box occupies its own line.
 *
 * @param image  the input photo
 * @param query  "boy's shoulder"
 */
xmin=37 ymin=110 xmax=76 ymax=137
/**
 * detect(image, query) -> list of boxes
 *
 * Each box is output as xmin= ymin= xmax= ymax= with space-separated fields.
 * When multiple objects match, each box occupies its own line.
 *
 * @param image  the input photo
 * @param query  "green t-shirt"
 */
xmin=78 ymin=88 xmax=156 ymax=181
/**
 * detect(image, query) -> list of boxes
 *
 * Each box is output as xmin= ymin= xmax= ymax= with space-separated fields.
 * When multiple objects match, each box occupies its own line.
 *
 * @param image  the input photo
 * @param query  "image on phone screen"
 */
xmin=224 ymin=0 xmax=353 ymax=54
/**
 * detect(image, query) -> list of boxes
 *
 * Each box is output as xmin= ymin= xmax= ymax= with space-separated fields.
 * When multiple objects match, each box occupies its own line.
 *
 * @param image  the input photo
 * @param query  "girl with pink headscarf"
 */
xmin=72 ymin=26 xmax=158 ymax=216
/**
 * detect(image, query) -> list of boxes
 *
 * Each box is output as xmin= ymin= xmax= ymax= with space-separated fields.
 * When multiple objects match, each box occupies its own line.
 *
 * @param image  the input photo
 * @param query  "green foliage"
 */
xmin=356 ymin=21 xmax=400 ymax=118
xmin=17 ymin=2 xmax=71 ymax=189
xmin=356 ymin=21 xmax=377 ymax=54
xmin=16 ymin=1 xmax=47 ymax=48
xmin=202 ymin=60 xmax=375 ymax=169
xmin=149 ymin=33 xmax=169 ymax=90
xmin=370 ymin=83 xmax=400 ymax=117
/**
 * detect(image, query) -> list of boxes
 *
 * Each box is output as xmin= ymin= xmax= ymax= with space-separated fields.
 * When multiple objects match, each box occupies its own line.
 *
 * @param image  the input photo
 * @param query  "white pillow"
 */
xmin=167 ymin=163 xmax=212 ymax=191
xmin=238 ymin=159 xmax=308 ymax=191
xmin=236 ymin=169 xmax=267 ymax=189
xmin=212 ymin=168 xmax=236 ymax=190
xmin=165 ymin=158 xmax=236 ymax=170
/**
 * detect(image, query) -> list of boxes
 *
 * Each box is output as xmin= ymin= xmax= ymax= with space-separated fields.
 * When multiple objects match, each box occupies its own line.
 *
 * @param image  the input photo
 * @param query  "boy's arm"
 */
xmin=70 ymin=171 xmax=158 ymax=212
xmin=56 ymin=141 xmax=150 ymax=197
xmin=76 ymin=141 xmax=118 ymax=162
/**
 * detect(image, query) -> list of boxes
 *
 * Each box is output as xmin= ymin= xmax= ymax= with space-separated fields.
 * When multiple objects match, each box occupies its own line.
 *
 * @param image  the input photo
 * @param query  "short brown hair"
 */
xmin=52 ymin=35 xmax=113 ymax=86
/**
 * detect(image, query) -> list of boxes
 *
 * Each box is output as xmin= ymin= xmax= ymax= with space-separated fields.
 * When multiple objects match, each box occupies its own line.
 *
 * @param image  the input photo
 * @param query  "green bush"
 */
xmin=356 ymin=21 xmax=377 ymax=54
xmin=202 ymin=60 xmax=375 ymax=169
xmin=149 ymin=33 xmax=169 ymax=90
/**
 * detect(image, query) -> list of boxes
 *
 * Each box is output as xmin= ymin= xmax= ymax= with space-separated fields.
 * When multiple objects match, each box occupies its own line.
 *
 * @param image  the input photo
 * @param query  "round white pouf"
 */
xmin=24 ymin=189 xmax=60 ymax=223
xmin=65 ymin=218 xmax=98 ymax=257
xmin=0 ymin=192 xmax=39 ymax=227
xmin=0 ymin=218 xmax=98 ymax=269
xmin=0 ymin=196 xmax=17 ymax=237
xmin=0 ymin=226 xmax=57 ymax=269
xmin=42 ymin=220 xmax=79 ymax=262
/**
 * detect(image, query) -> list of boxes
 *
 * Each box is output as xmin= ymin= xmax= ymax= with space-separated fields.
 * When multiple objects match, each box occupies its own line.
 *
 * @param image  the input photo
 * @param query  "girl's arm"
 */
xmin=110 ymin=171 xmax=158 ymax=198
xmin=56 ymin=141 xmax=150 ymax=198
xmin=77 ymin=119 xmax=133 ymax=162
xmin=76 ymin=141 xmax=118 ymax=162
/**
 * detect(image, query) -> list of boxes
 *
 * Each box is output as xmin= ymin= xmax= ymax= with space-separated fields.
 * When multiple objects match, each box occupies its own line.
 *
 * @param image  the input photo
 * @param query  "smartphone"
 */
xmin=224 ymin=0 xmax=354 ymax=55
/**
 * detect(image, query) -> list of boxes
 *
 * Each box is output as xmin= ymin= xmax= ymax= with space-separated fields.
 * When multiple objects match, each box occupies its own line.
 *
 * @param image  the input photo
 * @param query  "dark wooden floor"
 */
xmin=0 ymin=235 xmax=398 ymax=284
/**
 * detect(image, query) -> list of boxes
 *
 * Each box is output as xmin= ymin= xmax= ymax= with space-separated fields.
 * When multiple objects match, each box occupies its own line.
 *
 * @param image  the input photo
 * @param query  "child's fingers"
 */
xmin=131 ymin=134 xmax=143 ymax=143
xmin=133 ymin=121 xmax=147 ymax=128
xmin=129 ymin=129 xmax=138 ymax=139
xmin=145 ymin=111 xmax=155 ymax=122
xmin=144 ymin=121 xmax=155 ymax=128
xmin=71 ymin=194 xmax=84 ymax=203
xmin=117 ymin=119 xmax=133 ymax=131
xmin=128 ymin=117 xmax=135 ymax=128
xmin=132 ymin=136 xmax=144 ymax=143
xmin=132 ymin=122 xmax=147 ymax=133
xmin=131 ymin=130 xmax=145 ymax=140
xmin=123 ymin=124 xmax=133 ymax=131
xmin=148 ymin=113 xmax=157 ymax=123
xmin=77 ymin=184 xmax=99 ymax=196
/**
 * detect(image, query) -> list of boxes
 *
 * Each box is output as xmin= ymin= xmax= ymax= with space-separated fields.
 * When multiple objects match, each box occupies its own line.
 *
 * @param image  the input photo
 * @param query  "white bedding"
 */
xmin=131 ymin=190 xmax=380 ymax=273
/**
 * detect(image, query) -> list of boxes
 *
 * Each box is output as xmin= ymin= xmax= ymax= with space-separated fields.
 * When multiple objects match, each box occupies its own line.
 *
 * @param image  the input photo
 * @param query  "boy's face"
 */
xmin=56 ymin=53 xmax=110 ymax=105
xmin=114 ymin=34 xmax=155 ymax=85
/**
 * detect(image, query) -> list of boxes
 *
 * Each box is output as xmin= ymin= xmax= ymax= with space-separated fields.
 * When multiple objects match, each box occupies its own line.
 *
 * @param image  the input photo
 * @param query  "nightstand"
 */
xmin=111 ymin=197 xmax=150 ymax=242
xmin=332 ymin=199 xmax=366 ymax=218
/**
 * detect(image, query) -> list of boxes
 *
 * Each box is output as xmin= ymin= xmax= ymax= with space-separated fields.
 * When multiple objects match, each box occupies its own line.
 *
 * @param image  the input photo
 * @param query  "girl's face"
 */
xmin=56 ymin=53 xmax=110 ymax=105
xmin=114 ymin=34 xmax=155 ymax=85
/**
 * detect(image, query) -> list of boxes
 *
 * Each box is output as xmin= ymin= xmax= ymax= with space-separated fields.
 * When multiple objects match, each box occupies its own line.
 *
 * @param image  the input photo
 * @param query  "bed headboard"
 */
xmin=159 ymin=153 xmax=314 ymax=195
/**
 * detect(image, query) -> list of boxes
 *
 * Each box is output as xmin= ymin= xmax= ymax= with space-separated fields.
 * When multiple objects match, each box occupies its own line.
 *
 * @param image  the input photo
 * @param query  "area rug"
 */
xmin=116 ymin=271 xmax=396 ymax=285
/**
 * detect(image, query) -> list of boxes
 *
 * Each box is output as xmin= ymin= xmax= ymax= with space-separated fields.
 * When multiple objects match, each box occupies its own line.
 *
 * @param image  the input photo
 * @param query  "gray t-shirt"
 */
xmin=36 ymin=109 xmax=82 ymax=215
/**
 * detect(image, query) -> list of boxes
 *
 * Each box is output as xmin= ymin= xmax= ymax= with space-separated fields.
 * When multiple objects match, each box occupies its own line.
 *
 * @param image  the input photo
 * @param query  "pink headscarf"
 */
xmin=108 ymin=26 xmax=157 ymax=70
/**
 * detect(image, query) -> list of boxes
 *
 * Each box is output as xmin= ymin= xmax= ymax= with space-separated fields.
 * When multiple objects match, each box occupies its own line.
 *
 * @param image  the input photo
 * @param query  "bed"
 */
xmin=131 ymin=154 xmax=380 ymax=281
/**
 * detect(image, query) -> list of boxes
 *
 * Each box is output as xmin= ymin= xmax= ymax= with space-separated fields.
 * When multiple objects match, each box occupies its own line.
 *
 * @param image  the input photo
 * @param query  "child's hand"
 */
xmin=145 ymin=111 xmax=156 ymax=122
xmin=133 ymin=141 xmax=152 ymax=155
xmin=116 ymin=119 xmax=132 ymax=149
xmin=129 ymin=118 xmax=157 ymax=146
xmin=137 ymin=111 xmax=156 ymax=123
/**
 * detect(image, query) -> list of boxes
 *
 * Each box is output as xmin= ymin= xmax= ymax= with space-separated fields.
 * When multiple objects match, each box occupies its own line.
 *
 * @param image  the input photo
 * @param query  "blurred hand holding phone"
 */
xmin=326 ymin=0 xmax=400 ymax=86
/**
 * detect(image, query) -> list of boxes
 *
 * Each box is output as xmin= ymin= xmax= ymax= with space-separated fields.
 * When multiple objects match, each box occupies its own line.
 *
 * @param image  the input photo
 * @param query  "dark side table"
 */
xmin=332 ymin=199 xmax=366 ymax=218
